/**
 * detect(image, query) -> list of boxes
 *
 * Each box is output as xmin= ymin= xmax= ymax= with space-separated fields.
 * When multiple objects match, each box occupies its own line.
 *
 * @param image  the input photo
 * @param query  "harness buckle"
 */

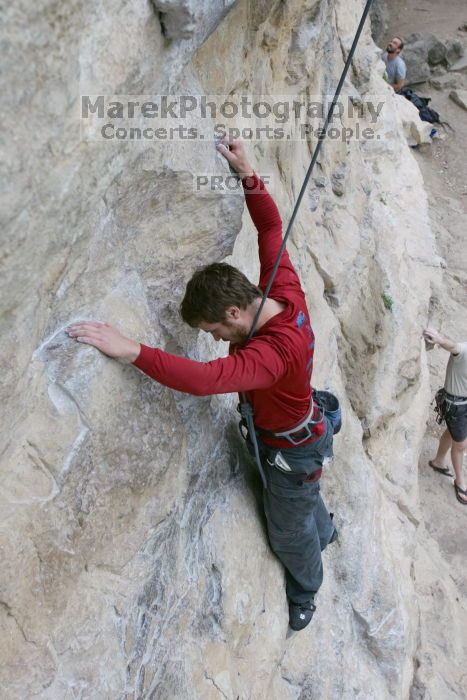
xmin=272 ymin=399 xmax=324 ymax=445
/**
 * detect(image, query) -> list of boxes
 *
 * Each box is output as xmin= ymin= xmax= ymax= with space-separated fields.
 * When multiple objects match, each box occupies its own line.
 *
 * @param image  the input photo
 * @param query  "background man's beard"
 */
xmin=387 ymin=46 xmax=395 ymax=53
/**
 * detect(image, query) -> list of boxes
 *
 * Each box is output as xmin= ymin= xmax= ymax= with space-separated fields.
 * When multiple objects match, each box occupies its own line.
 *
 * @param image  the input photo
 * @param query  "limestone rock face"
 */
xmin=369 ymin=0 xmax=389 ymax=44
xmin=1 ymin=1 xmax=465 ymax=699
xmin=450 ymin=88 xmax=467 ymax=110
xmin=393 ymin=95 xmax=433 ymax=145
xmin=151 ymin=0 xmax=238 ymax=41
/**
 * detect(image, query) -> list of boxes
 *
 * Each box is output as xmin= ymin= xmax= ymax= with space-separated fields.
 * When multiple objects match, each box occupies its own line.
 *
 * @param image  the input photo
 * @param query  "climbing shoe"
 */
xmin=288 ymin=600 xmax=316 ymax=631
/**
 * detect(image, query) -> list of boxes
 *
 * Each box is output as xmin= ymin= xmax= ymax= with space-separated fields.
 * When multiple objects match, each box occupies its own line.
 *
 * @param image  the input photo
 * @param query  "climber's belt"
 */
xmin=256 ymin=398 xmax=324 ymax=446
xmin=444 ymin=391 xmax=467 ymax=405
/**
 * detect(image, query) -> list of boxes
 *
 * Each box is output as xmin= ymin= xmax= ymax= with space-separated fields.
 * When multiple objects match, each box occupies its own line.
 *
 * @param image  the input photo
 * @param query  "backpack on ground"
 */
xmin=401 ymin=87 xmax=429 ymax=111
xmin=419 ymin=105 xmax=440 ymax=123
xmin=399 ymin=87 xmax=453 ymax=130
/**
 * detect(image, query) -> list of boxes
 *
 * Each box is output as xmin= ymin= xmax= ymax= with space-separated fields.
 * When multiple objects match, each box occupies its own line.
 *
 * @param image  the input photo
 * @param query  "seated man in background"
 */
xmin=382 ymin=36 xmax=407 ymax=92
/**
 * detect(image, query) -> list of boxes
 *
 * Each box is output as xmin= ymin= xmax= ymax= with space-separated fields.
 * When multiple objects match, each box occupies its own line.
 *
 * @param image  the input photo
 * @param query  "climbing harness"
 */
xmin=239 ymin=0 xmax=374 ymax=488
xmin=433 ymin=388 xmax=467 ymax=425
xmin=240 ymin=395 xmax=323 ymax=447
xmin=239 ymin=389 xmax=340 ymax=447
xmin=260 ymin=397 xmax=323 ymax=447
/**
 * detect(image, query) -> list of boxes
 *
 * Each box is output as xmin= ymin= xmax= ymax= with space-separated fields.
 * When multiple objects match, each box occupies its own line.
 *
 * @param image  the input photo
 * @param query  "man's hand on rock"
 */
xmin=216 ymin=136 xmax=254 ymax=178
xmin=422 ymin=328 xmax=459 ymax=354
xmin=66 ymin=322 xmax=140 ymax=362
xmin=423 ymin=327 xmax=442 ymax=345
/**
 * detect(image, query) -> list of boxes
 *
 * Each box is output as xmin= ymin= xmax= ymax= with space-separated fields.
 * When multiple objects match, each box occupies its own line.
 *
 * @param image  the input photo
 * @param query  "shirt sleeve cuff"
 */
xmin=241 ymin=172 xmax=265 ymax=193
xmin=132 ymin=343 xmax=154 ymax=371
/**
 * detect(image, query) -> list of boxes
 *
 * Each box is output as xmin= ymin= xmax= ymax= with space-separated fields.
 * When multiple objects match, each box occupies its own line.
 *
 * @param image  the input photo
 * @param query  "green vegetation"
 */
xmin=381 ymin=292 xmax=394 ymax=311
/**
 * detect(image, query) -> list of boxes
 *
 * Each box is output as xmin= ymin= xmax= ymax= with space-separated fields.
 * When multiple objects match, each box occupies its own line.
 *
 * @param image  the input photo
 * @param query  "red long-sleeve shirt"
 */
xmin=133 ymin=173 xmax=322 ymax=447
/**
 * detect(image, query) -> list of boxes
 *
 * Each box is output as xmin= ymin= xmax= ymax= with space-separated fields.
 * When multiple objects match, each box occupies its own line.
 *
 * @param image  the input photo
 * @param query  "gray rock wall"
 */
xmin=1 ymin=1 xmax=462 ymax=698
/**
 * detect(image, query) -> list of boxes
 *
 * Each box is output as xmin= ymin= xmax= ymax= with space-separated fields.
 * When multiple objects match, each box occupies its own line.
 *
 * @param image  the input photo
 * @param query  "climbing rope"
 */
xmin=241 ymin=0 xmax=374 ymax=488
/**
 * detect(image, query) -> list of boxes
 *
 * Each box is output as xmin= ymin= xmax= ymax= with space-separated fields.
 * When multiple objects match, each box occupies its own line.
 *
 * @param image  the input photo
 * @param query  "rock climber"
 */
xmin=423 ymin=328 xmax=467 ymax=505
xmin=382 ymin=36 xmax=407 ymax=92
xmin=67 ymin=138 xmax=337 ymax=631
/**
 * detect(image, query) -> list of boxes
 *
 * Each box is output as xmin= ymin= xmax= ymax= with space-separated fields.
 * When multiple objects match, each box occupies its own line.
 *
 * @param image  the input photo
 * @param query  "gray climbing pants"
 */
xmin=250 ymin=418 xmax=335 ymax=605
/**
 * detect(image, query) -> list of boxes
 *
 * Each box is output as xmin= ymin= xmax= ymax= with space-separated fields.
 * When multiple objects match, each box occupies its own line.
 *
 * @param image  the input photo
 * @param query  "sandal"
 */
xmin=429 ymin=460 xmax=453 ymax=478
xmin=454 ymin=482 xmax=467 ymax=505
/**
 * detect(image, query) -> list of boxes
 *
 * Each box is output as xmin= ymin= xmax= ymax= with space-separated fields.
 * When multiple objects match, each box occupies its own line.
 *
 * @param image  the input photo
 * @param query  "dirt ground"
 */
xmin=387 ymin=0 xmax=467 ymax=38
xmin=383 ymin=1 xmax=467 ymax=523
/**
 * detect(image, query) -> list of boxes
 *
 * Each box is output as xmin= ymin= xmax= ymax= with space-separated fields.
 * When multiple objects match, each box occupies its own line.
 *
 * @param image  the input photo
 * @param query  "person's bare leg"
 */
xmin=451 ymin=439 xmax=467 ymax=502
xmin=431 ymin=429 xmax=453 ymax=468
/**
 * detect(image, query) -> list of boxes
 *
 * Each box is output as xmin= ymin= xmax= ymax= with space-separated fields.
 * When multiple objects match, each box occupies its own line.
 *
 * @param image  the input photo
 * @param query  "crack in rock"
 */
xmin=204 ymin=671 xmax=229 ymax=699
xmin=0 ymin=600 xmax=38 ymax=646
